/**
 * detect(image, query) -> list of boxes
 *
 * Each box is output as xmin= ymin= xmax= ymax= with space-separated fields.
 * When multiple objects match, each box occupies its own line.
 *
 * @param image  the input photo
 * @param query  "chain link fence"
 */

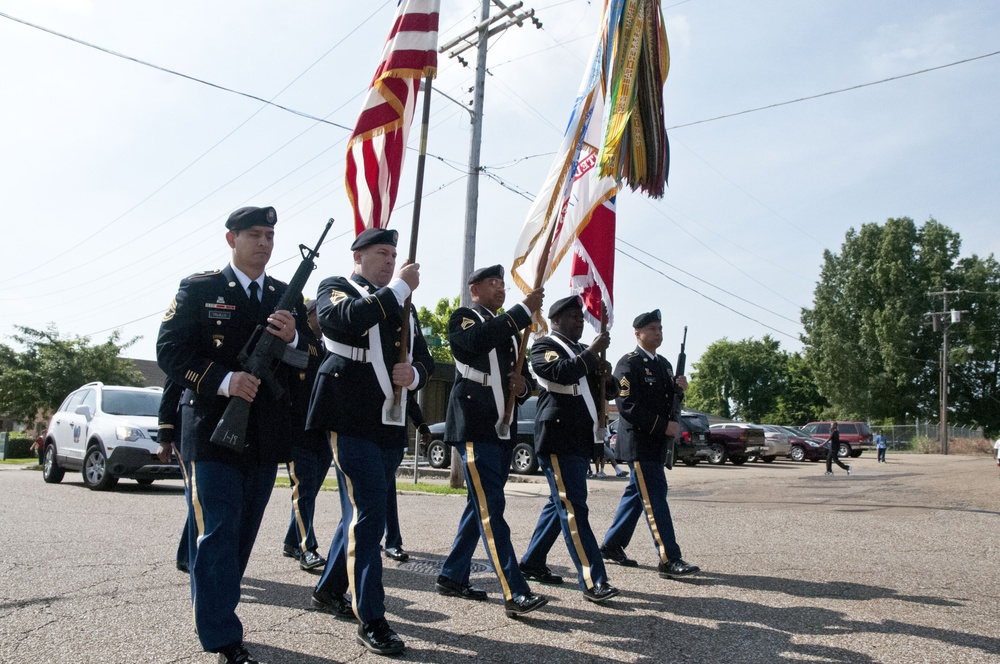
xmin=877 ymin=423 xmax=984 ymax=450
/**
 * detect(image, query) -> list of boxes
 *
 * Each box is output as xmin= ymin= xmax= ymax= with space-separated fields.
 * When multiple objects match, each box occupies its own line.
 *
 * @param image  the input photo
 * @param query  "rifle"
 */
xmin=210 ymin=218 xmax=334 ymax=452
xmin=664 ymin=326 xmax=687 ymax=470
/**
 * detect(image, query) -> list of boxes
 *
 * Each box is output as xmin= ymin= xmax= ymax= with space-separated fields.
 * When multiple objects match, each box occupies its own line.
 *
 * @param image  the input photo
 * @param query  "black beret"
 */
xmin=632 ymin=309 xmax=662 ymax=329
xmin=226 ymin=206 xmax=277 ymax=231
xmin=468 ymin=264 xmax=505 ymax=285
xmin=351 ymin=227 xmax=399 ymax=250
xmin=548 ymin=295 xmax=583 ymax=320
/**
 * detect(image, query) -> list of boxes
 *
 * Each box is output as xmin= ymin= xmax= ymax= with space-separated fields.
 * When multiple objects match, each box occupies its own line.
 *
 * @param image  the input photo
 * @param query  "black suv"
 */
xmin=424 ymin=396 xmax=539 ymax=474
xmin=607 ymin=410 xmax=712 ymax=467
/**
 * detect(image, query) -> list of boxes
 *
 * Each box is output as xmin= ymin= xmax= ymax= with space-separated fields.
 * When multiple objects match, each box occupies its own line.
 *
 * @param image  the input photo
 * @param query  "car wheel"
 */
xmin=790 ymin=446 xmax=805 ymax=462
xmin=42 ymin=444 xmax=65 ymax=484
xmin=762 ymin=455 xmax=776 ymax=463
xmin=849 ymin=450 xmax=863 ymax=458
xmin=511 ymin=442 xmax=538 ymax=475
xmin=426 ymin=440 xmax=448 ymax=469
xmin=136 ymin=479 xmax=154 ymax=486
xmin=681 ymin=458 xmax=700 ymax=467
xmin=83 ymin=445 xmax=118 ymax=491
xmin=706 ymin=444 xmax=727 ymax=465
xmin=729 ymin=455 xmax=747 ymax=466
xmin=838 ymin=443 xmax=851 ymax=458
xmin=746 ymin=452 xmax=759 ymax=463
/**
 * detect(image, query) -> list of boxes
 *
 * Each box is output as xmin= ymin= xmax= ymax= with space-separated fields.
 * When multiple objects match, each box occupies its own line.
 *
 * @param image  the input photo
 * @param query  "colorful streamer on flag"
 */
xmin=345 ymin=0 xmax=440 ymax=236
xmin=598 ymin=0 xmax=670 ymax=197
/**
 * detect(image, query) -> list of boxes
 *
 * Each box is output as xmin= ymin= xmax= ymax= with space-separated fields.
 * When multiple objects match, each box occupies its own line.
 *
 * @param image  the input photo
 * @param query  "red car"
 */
xmin=779 ymin=426 xmax=829 ymax=462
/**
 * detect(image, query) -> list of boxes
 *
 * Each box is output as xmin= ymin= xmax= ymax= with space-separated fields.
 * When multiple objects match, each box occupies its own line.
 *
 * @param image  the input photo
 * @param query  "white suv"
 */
xmin=42 ymin=382 xmax=182 ymax=490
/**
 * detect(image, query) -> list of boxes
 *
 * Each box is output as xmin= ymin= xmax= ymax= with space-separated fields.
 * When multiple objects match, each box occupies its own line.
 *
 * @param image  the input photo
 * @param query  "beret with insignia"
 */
xmin=226 ymin=206 xmax=277 ymax=231
xmin=548 ymin=295 xmax=583 ymax=320
xmin=632 ymin=309 xmax=661 ymax=329
xmin=468 ymin=264 xmax=504 ymax=285
xmin=351 ymin=227 xmax=398 ymax=250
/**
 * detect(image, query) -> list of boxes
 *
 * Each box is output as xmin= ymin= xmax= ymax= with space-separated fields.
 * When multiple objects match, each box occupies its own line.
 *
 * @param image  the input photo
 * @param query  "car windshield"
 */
xmin=682 ymin=414 xmax=709 ymax=430
xmin=102 ymin=390 xmax=160 ymax=417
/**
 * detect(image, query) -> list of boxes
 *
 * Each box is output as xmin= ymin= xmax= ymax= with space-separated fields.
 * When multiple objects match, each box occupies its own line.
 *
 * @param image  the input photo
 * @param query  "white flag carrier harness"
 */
xmin=453 ymin=309 xmax=512 ymax=439
xmin=534 ymin=334 xmax=598 ymax=433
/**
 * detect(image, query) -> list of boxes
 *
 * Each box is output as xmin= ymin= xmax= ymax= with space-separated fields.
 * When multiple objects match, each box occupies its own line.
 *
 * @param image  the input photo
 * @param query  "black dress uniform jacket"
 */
xmin=157 ymin=377 xmax=184 ymax=448
xmin=156 ymin=265 xmax=308 ymax=466
xmin=614 ymin=346 xmax=680 ymax=462
xmin=531 ymin=333 xmax=615 ymax=457
xmin=306 ymin=274 xmax=433 ymax=445
xmin=444 ymin=302 xmax=533 ymax=444
xmin=288 ymin=313 xmax=327 ymax=452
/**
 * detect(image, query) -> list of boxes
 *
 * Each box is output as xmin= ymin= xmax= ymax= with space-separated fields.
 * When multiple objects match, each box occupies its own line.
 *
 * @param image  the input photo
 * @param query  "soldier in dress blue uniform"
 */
xmin=437 ymin=265 xmax=549 ymax=618
xmin=600 ymin=310 xmax=700 ymax=580
xmin=156 ymin=206 xmax=311 ymax=664
xmin=306 ymin=228 xmax=434 ymax=656
xmin=519 ymin=295 xmax=621 ymax=603
xmin=281 ymin=297 xmax=332 ymax=571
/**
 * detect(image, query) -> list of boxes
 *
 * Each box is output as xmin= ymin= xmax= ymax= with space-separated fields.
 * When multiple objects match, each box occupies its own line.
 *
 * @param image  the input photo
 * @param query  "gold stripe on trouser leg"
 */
xmin=288 ymin=461 xmax=308 ymax=551
xmin=465 ymin=441 xmax=514 ymax=600
xmin=330 ymin=433 xmax=361 ymax=620
xmin=188 ymin=460 xmax=206 ymax=633
xmin=550 ymin=455 xmax=594 ymax=589
xmin=633 ymin=463 xmax=668 ymax=563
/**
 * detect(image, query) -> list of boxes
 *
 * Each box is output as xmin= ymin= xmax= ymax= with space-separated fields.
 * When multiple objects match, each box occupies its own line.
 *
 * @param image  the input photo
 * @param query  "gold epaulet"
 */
xmin=187 ymin=269 xmax=221 ymax=280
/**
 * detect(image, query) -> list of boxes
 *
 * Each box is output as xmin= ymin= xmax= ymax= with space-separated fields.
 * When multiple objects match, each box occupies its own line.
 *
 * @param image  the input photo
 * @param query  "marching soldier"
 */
xmin=306 ymin=228 xmax=433 ymax=656
xmin=156 ymin=206 xmax=310 ymax=664
xmin=437 ymin=265 xmax=548 ymax=617
xmin=519 ymin=295 xmax=621 ymax=603
xmin=600 ymin=310 xmax=700 ymax=580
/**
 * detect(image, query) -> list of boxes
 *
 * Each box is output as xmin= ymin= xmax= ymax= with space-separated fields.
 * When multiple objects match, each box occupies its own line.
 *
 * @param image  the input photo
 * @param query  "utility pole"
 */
xmin=927 ymin=290 xmax=967 ymax=455
xmin=439 ymin=0 xmax=541 ymax=307
xmin=438 ymin=1 xmax=541 ymax=486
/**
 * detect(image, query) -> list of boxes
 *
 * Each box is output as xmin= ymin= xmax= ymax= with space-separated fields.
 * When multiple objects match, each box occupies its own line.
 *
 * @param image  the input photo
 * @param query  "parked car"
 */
xmin=756 ymin=424 xmax=794 ymax=462
xmin=800 ymin=421 xmax=874 ymax=458
xmin=707 ymin=423 xmax=766 ymax=466
xmin=606 ymin=412 xmax=709 ymax=467
xmin=423 ymin=396 xmax=539 ymax=474
xmin=779 ymin=426 xmax=829 ymax=462
xmin=42 ymin=382 xmax=182 ymax=490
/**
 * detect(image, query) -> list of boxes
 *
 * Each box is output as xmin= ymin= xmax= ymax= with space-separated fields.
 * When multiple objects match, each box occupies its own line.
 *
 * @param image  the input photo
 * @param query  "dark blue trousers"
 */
xmin=283 ymin=437 xmax=333 ymax=553
xmin=383 ymin=445 xmax=405 ymax=550
xmin=602 ymin=459 xmax=682 ymax=564
xmin=522 ymin=453 xmax=607 ymax=591
xmin=440 ymin=440 xmax=530 ymax=600
xmin=176 ymin=453 xmax=192 ymax=569
xmin=315 ymin=433 xmax=400 ymax=623
xmin=185 ymin=460 xmax=277 ymax=652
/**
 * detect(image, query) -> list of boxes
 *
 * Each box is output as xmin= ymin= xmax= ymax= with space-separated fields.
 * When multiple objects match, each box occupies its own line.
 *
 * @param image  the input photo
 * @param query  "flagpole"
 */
xmin=389 ymin=75 xmax=434 ymax=423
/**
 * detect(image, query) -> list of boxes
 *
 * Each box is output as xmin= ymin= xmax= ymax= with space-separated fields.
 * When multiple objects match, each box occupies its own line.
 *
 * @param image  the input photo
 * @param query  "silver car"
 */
xmin=755 ymin=424 xmax=794 ymax=462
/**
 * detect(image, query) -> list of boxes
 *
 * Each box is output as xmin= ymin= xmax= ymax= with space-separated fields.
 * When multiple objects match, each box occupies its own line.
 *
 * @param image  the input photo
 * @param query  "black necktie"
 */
xmin=248 ymin=281 xmax=261 ymax=321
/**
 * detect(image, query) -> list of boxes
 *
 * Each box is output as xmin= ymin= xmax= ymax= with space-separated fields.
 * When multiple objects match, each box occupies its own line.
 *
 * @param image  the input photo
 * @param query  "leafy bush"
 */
xmin=2 ymin=435 xmax=34 ymax=459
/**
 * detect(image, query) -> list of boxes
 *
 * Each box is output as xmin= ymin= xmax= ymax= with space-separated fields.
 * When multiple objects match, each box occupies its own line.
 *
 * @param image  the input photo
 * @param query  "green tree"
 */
xmin=768 ymin=352 xmax=828 ymax=425
xmin=417 ymin=296 xmax=459 ymax=364
xmin=802 ymin=217 xmax=958 ymax=422
xmin=685 ymin=336 xmax=788 ymax=422
xmin=0 ymin=325 xmax=144 ymax=426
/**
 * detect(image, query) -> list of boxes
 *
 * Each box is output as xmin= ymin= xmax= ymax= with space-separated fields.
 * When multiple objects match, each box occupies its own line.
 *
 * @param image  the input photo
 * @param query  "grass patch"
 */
xmin=274 ymin=477 xmax=466 ymax=495
xmin=1 ymin=458 xmax=38 ymax=465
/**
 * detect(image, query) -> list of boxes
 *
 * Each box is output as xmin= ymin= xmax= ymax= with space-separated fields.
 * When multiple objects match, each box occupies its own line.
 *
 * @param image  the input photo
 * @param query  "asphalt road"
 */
xmin=2 ymin=454 xmax=998 ymax=663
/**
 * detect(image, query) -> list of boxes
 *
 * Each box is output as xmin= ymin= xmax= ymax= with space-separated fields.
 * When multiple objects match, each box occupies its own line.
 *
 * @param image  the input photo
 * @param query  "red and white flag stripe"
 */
xmin=346 ymin=0 xmax=440 ymax=236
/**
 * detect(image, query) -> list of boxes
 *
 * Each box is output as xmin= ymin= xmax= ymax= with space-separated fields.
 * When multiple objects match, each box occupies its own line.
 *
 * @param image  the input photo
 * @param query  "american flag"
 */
xmin=345 ymin=0 xmax=440 ymax=236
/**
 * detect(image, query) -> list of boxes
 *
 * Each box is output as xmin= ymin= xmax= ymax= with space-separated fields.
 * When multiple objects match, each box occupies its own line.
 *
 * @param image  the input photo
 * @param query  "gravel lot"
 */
xmin=2 ymin=453 xmax=998 ymax=663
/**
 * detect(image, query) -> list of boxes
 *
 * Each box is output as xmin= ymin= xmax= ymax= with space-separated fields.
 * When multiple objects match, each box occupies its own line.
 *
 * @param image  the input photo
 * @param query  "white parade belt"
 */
xmin=455 ymin=360 xmax=491 ymax=386
xmin=324 ymin=338 xmax=369 ymax=363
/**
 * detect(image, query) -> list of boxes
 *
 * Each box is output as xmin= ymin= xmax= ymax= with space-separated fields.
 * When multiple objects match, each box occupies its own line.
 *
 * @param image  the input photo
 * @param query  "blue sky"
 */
xmin=2 ymin=0 xmax=998 ymax=373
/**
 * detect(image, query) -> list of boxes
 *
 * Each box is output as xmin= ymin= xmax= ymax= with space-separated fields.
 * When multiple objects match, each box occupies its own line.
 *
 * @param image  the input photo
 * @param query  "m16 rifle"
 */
xmin=210 ymin=218 xmax=333 ymax=452
xmin=664 ymin=326 xmax=687 ymax=470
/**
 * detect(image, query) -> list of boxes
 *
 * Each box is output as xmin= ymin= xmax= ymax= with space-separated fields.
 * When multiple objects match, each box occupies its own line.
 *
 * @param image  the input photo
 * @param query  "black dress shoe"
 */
xmin=435 ymin=575 xmax=488 ymax=600
xmin=176 ymin=560 xmax=189 ymax=573
xmin=384 ymin=546 xmax=409 ymax=562
xmin=658 ymin=559 xmax=700 ymax=579
xmin=504 ymin=592 xmax=548 ymax=617
xmin=600 ymin=545 xmax=638 ymax=567
xmin=216 ymin=643 xmax=258 ymax=664
xmin=357 ymin=617 xmax=405 ymax=656
xmin=311 ymin=588 xmax=356 ymax=620
xmin=299 ymin=549 xmax=326 ymax=571
xmin=583 ymin=583 xmax=621 ymax=603
xmin=282 ymin=544 xmax=301 ymax=560
xmin=519 ymin=563 xmax=564 ymax=585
